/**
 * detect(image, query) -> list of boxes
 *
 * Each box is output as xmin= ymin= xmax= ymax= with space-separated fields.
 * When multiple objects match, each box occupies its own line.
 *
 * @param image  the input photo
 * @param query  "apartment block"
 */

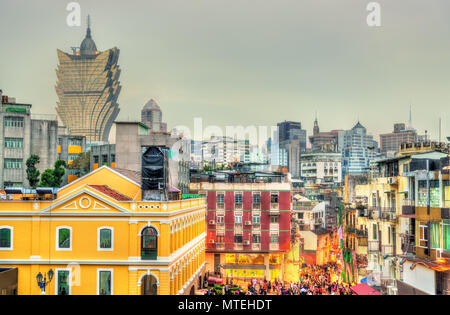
xmin=190 ymin=170 xmax=291 ymax=281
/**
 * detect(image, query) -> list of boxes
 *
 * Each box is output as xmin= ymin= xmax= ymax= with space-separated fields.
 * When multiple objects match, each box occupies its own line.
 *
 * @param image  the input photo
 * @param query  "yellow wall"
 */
xmin=0 ymin=167 xmax=206 ymax=295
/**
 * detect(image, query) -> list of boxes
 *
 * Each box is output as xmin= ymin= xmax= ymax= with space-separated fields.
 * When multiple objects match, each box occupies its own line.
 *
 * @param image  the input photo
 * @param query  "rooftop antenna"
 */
xmin=408 ymin=105 xmax=413 ymax=129
xmin=439 ymin=117 xmax=442 ymax=143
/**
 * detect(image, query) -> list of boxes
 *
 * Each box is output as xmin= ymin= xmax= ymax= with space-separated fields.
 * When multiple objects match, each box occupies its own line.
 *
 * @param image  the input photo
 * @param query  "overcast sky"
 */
xmin=1 ymin=0 xmax=450 ymax=142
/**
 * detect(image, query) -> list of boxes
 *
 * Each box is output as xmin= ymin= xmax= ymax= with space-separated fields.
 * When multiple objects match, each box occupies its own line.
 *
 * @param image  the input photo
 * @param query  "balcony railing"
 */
xmin=401 ymin=235 xmax=415 ymax=255
xmin=346 ymin=226 xmax=356 ymax=234
xmin=380 ymin=211 xmax=397 ymax=222
xmin=368 ymin=240 xmax=381 ymax=252
xmin=382 ymin=245 xmax=394 ymax=256
xmin=253 ymin=203 xmax=261 ymax=210
xmin=380 ymin=207 xmax=396 ymax=213
xmin=358 ymin=237 xmax=368 ymax=247
xmin=252 ymin=243 xmax=261 ymax=251
xmin=356 ymin=229 xmax=368 ymax=238
xmin=270 ymin=203 xmax=279 ymax=210
xmin=234 ymin=243 xmax=243 ymax=250
xmin=269 ymin=243 xmax=279 ymax=251
xmin=216 ymin=243 xmax=225 ymax=251
xmin=368 ymin=208 xmax=379 ymax=219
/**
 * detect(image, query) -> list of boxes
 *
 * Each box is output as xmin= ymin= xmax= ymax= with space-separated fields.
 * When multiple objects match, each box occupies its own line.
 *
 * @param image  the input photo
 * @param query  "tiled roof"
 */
xmin=88 ymin=185 xmax=132 ymax=201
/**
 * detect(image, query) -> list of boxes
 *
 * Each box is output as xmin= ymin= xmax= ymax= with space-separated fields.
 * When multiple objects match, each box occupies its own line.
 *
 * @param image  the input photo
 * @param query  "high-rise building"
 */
xmin=141 ymin=99 xmax=167 ymax=133
xmin=201 ymin=136 xmax=250 ymax=165
xmin=277 ymin=121 xmax=307 ymax=152
xmin=380 ymin=123 xmax=417 ymax=156
xmin=339 ymin=122 xmax=378 ymax=176
xmin=309 ymin=116 xmax=341 ymax=151
xmin=55 ymin=17 xmax=121 ymax=142
xmin=0 ymin=91 xmax=58 ymax=189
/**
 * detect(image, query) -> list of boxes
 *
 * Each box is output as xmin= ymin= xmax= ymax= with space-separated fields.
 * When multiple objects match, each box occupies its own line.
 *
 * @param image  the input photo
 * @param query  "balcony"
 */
xmin=382 ymin=245 xmax=394 ymax=256
xmin=402 ymin=199 xmax=415 ymax=216
xmin=234 ymin=243 xmax=243 ymax=251
xmin=269 ymin=243 xmax=279 ymax=251
xmin=368 ymin=208 xmax=379 ymax=220
xmin=216 ymin=243 xmax=225 ymax=251
xmin=235 ymin=203 xmax=243 ymax=210
xmin=346 ymin=226 xmax=356 ymax=234
xmin=270 ymin=202 xmax=280 ymax=211
xmin=234 ymin=223 xmax=243 ymax=229
xmin=368 ymin=240 xmax=381 ymax=252
xmin=252 ymin=223 xmax=261 ymax=229
xmin=400 ymin=235 xmax=415 ymax=255
xmin=253 ymin=203 xmax=261 ymax=210
xmin=358 ymin=237 xmax=368 ymax=247
xmin=380 ymin=211 xmax=397 ymax=222
xmin=252 ymin=243 xmax=261 ymax=251
xmin=356 ymin=229 xmax=368 ymax=238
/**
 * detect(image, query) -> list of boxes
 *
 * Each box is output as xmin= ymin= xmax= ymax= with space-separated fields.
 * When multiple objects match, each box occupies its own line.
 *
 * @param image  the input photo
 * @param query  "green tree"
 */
xmin=39 ymin=160 xmax=67 ymax=188
xmin=39 ymin=169 xmax=55 ymax=188
xmin=26 ymin=155 xmax=40 ymax=188
xmin=69 ymin=151 xmax=91 ymax=176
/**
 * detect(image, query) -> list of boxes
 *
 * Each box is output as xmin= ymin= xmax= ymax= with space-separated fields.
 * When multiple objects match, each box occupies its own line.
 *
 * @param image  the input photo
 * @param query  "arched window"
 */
xmin=141 ymin=274 xmax=158 ymax=295
xmin=141 ymin=227 xmax=158 ymax=260
xmin=0 ymin=226 xmax=12 ymax=250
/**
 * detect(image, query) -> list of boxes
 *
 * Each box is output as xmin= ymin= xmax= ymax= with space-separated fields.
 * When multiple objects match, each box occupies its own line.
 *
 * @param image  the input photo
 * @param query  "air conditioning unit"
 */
xmin=243 ymin=240 xmax=250 ymax=245
xmin=245 ymin=221 xmax=252 ymax=225
xmin=209 ymin=239 xmax=215 ymax=244
xmin=209 ymin=220 xmax=215 ymax=225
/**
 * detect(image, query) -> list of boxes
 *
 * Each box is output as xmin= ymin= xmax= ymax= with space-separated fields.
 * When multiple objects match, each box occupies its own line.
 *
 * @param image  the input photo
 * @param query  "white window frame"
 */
xmin=252 ymin=192 xmax=261 ymax=210
xmin=235 ymin=214 xmax=243 ymax=224
xmin=418 ymin=223 xmax=428 ymax=249
xmin=56 ymin=226 xmax=72 ymax=251
xmin=55 ymin=268 xmax=72 ymax=295
xmin=253 ymin=214 xmax=260 ymax=224
xmin=97 ymin=268 xmax=114 ymax=295
xmin=216 ymin=192 xmax=225 ymax=210
xmin=216 ymin=214 xmax=224 ymax=224
xmin=97 ymin=227 xmax=114 ymax=251
xmin=235 ymin=192 xmax=243 ymax=210
xmin=0 ymin=226 xmax=13 ymax=251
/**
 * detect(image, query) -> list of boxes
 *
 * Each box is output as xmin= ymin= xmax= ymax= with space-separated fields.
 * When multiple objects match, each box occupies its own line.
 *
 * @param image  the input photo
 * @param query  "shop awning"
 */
xmin=350 ymin=283 xmax=382 ymax=295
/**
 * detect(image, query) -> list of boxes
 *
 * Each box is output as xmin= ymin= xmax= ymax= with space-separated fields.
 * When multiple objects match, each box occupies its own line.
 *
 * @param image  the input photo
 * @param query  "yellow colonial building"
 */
xmin=0 ymin=166 xmax=206 ymax=295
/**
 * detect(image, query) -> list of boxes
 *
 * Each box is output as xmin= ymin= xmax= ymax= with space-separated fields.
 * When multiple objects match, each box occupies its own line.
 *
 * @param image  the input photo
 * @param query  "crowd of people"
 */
xmin=204 ymin=263 xmax=354 ymax=295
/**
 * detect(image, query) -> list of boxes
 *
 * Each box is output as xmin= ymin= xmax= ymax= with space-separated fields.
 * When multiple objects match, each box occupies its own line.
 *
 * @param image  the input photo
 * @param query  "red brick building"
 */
xmin=190 ymin=171 xmax=291 ymax=281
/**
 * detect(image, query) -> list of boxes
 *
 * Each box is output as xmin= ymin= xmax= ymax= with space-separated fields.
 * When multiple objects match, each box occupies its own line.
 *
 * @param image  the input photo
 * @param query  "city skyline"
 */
xmin=1 ymin=0 xmax=450 ymax=141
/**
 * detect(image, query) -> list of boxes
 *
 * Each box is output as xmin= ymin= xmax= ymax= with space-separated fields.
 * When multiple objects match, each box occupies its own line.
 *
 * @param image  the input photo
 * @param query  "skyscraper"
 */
xmin=141 ymin=99 xmax=167 ymax=133
xmin=55 ymin=17 xmax=121 ymax=142
xmin=339 ymin=122 xmax=378 ymax=176
xmin=380 ymin=123 xmax=417 ymax=156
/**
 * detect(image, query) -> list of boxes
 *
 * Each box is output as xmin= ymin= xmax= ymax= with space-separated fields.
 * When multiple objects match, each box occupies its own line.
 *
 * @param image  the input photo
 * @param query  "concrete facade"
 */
xmin=0 ymin=93 xmax=58 ymax=188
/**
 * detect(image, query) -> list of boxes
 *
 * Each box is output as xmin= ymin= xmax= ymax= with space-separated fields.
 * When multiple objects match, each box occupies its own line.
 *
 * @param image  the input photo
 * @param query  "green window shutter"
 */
xmin=0 ymin=229 xmax=11 ymax=248
xmin=57 ymin=271 xmax=70 ymax=295
xmin=443 ymin=221 xmax=450 ymax=252
xmin=99 ymin=271 xmax=112 ymax=295
xmin=100 ymin=229 xmax=111 ymax=249
xmin=59 ymin=229 xmax=70 ymax=248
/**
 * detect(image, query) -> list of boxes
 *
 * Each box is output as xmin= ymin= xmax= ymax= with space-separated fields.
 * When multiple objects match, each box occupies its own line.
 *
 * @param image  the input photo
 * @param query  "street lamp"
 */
xmin=36 ymin=269 xmax=54 ymax=295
